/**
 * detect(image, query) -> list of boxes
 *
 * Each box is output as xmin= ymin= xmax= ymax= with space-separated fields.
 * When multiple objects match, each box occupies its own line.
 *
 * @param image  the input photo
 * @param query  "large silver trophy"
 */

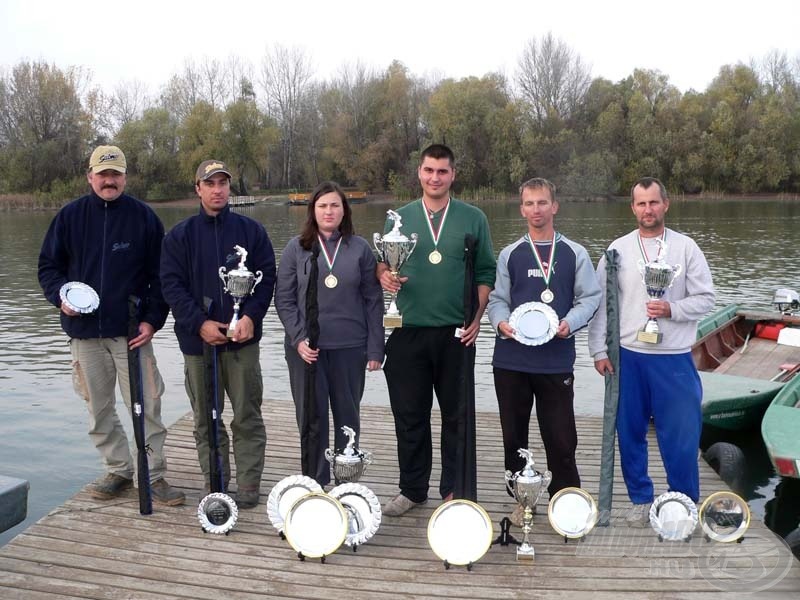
xmin=373 ymin=210 xmax=418 ymax=328
xmin=636 ymin=239 xmax=682 ymax=344
xmin=325 ymin=425 xmax=373 ymax=483
xmin=505 ymin=448 xmax=551 ymax=561
xmin=218 ymin=245 xmax=263 ymax=338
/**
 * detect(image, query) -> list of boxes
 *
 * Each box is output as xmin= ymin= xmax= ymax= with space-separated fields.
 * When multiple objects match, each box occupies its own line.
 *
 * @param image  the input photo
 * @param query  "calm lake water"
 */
xmin=2 ymin=197 xmax=800 ymax=547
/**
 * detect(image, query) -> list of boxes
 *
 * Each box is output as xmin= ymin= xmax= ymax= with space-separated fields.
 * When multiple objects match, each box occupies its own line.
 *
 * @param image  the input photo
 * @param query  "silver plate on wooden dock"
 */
xmin=267 ymin=474 xmax=322 ymax=533
xmin=284 ymin=492 xmax=348 ymax=558
xmin=197 ymin=492 xmax=238 ymax=535
xmin=699 ymin=491 xmax=750 ymax=542
xmin=329 ymin=482 xmax=382 ymax=546
xmin=649 ymin=491 xmax=698 ymax=541
xmin=427 ymin=499 xmax=493 ymax=566
xmin=547 ymin=487 xmax=598 ymax=539
xmin=508 ymin=301 xmax=559 ymax=346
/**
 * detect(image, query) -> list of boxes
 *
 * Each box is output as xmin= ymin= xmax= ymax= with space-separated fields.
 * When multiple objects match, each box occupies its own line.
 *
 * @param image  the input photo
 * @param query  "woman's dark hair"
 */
xmin=299 ymin=181 xmax=354 ymax=250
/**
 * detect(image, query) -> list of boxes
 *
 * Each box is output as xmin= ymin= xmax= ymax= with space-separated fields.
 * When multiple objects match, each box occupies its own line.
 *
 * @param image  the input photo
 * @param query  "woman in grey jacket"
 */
xmin=275 ymin=181 xmax=384 ymax=486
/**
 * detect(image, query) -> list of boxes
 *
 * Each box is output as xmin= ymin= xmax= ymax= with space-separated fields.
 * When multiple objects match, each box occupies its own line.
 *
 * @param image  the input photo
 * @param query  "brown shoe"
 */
xmin=88 ymin=473 xmax=133 ymax=500
xmin=236 ymin=486 xmax=260 ymax=509
xmin=151 ymin=478 xmax=186 ymax=506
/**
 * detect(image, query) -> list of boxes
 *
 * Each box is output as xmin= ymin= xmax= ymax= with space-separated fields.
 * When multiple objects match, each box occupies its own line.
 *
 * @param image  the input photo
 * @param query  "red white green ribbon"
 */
xmin=421 ymin=198 xmax=451 ymax=251
xmin=318 ymin=235 xmax=342 ymax=274
xmin=526 ymin=232 xmax=557 ymax=289
xmin=637 ymin=230 xmax=667 ymax=263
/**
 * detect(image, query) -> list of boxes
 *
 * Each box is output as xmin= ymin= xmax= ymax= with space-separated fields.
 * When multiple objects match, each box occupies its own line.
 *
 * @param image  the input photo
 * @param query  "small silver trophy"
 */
xmin=324 ymin=425 xmax=373 ymax=483
xmin=637 ymin=239 xmax=682 ymax=344
xmin=373 ymin=210 xmax=418 ymax=328
xmin=505 ymin=448 xmax=551 ymax=561
xmin=218 ymin=245 xmax=263 ymax=338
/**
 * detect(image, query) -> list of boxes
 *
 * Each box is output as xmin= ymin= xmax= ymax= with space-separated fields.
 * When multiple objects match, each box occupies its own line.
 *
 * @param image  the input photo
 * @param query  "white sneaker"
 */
xmin=626 ymin=503 xmax=651 ymax=527
xmin=382 ymin=493 xmax=427 ymax=516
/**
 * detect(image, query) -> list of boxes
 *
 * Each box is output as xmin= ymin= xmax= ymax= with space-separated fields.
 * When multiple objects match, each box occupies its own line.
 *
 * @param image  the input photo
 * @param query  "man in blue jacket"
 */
xmin=488 ymin=177 xmax=600 ymax=525
xmin=161 ymin=160 xmax=276 ymax=509
xmin=38 ymin=145 xmax=185 ymax=506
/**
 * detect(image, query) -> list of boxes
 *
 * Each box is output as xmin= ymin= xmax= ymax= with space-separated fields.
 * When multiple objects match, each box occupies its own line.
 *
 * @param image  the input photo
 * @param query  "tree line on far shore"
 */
xmin=1 ymin=34 xmax=799 ymax=205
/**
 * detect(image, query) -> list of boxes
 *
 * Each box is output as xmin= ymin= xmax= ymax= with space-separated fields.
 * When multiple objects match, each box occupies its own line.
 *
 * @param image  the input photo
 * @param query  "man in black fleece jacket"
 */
xmin=160 ymin=159 xmax=276 ymax=509
xmin=38 ymin=145 xmax=185 ymax=506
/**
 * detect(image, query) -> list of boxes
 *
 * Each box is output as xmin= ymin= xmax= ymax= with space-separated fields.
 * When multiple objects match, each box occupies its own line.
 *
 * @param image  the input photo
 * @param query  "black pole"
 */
xmin=203 ymin=297 xmax=225 ymax=493
xmin=301 ymin=242 xmax=321 ymax=478
xmin=127 ymin=295 xmax=152 ymax=515
xmin=454 ymin=234 xmax=479 ymax=501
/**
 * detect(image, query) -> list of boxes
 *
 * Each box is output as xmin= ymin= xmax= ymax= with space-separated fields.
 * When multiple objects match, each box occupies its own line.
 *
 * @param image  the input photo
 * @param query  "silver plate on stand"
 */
xmin=267 ymin=474 xmax=322 ymax=533
xmin=699 ymin=491 xmax=750 ymax=542
xmin=508 ymin=301 xmax=559 ymax=346
xmin=197 ymin=492 xmax=239 ymax=535
xmin=547 ymin=487 xmax=598 ymax=539
xmin=649 ymin=491 xmax=698 ymax=541
xmin=284 ymin=492 xmax=348 ymax=558
xmin=329 ymin=482 xmax=382 ymax=546
xmin=59 ymin=282 xmax=100 ymax=314
xmin=427 ymin=499 xmax=493 ymax=566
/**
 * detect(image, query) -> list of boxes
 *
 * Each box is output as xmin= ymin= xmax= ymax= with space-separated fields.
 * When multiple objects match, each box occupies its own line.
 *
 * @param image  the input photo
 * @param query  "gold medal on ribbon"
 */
xmin=318 ymin=234 xmax=342 ymax=290
xmin=422 ymin=199 xmax=450 ymax=267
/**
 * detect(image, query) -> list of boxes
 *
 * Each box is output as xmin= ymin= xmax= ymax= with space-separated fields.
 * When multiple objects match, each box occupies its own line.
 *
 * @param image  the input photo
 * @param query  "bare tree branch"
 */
xmin=258 ymin=44 xmax=314 ymax=187
xmin=515 ymin=32 xmax=591 ymax=122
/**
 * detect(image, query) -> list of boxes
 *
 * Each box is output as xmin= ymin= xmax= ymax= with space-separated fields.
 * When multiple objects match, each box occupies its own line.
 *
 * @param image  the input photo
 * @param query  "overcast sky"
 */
xmin=2 ymin=0 xmax=799 ymax=95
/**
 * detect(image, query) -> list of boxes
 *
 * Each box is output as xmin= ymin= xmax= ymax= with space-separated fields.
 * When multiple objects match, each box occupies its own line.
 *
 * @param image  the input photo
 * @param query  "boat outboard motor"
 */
xmin=772 ymin=288 xmax=800 ymax=313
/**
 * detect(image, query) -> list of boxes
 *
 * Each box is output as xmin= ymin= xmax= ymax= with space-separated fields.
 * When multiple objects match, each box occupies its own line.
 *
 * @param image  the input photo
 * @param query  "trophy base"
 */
xmin=637 ymin=330 xmax=662 ymax=344
xmin=383 ymin=314 xmax=403 ymax=328
xmin=516 ymin=543 xmax=535 ymax=561
xmin=226 ymin=315 xmax=238 ymax=339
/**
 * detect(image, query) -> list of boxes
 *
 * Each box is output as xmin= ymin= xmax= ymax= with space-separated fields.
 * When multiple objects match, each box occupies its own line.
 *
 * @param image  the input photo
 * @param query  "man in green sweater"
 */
xmin=378 ymin=144 xmax=496 ymax=516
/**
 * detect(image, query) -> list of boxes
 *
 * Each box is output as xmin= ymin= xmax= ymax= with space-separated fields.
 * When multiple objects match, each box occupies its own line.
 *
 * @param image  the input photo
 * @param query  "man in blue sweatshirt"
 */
xmin=488 ymin=178 xmax=600 ymax=526
xmin=161 ymin=160 xmax=276 ymax=509
xmin=38 ymin=145 xmax=185 ymax=506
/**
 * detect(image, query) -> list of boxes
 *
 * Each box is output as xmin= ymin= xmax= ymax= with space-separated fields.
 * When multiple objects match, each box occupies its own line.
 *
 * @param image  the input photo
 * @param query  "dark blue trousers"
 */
xmin=285 ymin=344 xmax=366 ymax=486
xmin=618 ymin=348 xmax=702 ymax=503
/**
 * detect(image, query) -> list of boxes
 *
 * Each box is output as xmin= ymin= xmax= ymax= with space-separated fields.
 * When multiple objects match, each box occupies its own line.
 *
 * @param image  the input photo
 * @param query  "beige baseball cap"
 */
xmin=195 ymin=159 xmax=232 ymax=183
xmin=89 ymin=145 xmax=127 ymax=173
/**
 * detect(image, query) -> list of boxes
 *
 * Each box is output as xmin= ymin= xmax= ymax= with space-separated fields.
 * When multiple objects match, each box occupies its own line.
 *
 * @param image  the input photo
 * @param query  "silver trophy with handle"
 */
xmin=325 ymin=425 xmax=373 ymax=484
xmin=373 ymin=210 xmax=417 ymax=328
xmin=636 ymin=239 xmax=682 ymax=344
xmin=218 ymin=245 xmax=263 ymax=338
xmin=504 ymin=448 xmax=551 ymax=561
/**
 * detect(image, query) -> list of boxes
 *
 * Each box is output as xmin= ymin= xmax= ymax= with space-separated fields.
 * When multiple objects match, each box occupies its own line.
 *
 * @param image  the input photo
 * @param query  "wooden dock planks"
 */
xmin=1 ymin=400 xmax=798 ymax=599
